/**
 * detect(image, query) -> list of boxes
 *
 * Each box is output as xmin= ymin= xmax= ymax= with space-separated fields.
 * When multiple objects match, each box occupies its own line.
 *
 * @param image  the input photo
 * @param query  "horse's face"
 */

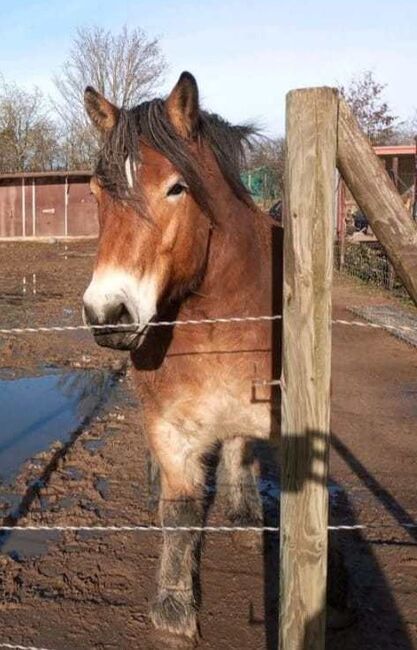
xmin=83 ymin=74 xmax=211 ymax=350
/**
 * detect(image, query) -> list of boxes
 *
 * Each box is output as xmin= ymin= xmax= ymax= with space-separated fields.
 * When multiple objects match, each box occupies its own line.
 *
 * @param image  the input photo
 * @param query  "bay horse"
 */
xmin=82 ymin=72 xmax=346 ymax=639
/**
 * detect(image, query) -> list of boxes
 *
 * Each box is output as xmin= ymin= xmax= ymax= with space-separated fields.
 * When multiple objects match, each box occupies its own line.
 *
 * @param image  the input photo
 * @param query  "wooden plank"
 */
xmin=337 ymin=97 xmax=417 ymax=305
xmin=280 ymin=87 xmax=337 ymax=650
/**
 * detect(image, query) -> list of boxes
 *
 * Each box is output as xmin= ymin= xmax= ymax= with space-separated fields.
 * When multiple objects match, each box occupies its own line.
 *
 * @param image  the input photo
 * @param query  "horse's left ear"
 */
xmin=165 ymin=72 xmax=200 ymax=139
xmin=84 ymin=86 xmax=120 ymax=132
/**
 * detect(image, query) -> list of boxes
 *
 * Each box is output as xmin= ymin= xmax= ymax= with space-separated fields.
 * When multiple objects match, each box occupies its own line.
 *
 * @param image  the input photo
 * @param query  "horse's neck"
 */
xmin=182 ymin=201 xmax=272 ymax=319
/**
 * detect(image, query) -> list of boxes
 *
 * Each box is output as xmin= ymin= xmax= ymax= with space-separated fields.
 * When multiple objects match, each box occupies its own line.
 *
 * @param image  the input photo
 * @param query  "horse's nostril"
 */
xmin=111 ymin=302 xmax=128 ymax=323
xmin=83 ymin=304 xmax=99 ymax=326
xmin=102 ymin=302 xmax=134 ymax=327
xmin=83 ymin=299 xmax=133 ymax=329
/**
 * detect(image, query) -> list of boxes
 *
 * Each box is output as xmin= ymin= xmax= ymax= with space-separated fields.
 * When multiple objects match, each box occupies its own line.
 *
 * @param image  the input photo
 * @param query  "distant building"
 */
xmin=337 ymin=144 xmax=417 ymax=242
xmin=1 ymin=146 xmax=415 ymax=240
xmin=0 ymin=170 xmax=96 ymax=239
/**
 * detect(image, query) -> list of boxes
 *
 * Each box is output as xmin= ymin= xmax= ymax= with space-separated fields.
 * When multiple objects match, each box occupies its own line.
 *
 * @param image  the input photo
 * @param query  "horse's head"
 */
xmin=83 ymin=72 xmax=253 ymax=350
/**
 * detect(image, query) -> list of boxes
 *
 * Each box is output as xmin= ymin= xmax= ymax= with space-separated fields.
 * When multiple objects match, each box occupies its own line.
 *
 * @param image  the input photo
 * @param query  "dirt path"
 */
xmin=0 ymin=242 xmax=416 ymax=649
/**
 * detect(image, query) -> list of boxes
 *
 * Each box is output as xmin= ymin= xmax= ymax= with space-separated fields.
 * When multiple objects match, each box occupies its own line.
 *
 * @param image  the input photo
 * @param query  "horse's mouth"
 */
xmin=91 ymin=326 xmax=148 ymax=351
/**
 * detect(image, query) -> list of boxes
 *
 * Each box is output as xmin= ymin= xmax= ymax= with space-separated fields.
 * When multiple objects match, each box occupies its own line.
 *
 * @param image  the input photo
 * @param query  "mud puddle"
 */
xmin=0 ymin=367 xmax=117 ymax=560
xmin=0 ymin=367 xmax=112 ymax=485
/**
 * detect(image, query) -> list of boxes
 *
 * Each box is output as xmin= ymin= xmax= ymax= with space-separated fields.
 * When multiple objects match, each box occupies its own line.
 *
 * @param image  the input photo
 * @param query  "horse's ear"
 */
xmin=84 ymin=86 xmax=120 ymax=132
xmin=165 ymin=72 xmax=200 ymax=139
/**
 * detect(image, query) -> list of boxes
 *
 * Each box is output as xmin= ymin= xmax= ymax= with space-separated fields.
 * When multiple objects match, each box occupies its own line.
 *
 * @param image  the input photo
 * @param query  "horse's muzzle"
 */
xmin=82 ymin=302 xmax=146 ymax=351
xmin=91 ymin=328 xmax=144 ymax=351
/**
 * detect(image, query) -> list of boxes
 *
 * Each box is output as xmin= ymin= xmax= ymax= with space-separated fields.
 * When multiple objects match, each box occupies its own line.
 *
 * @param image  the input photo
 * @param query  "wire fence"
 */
xmin=335 ymin=241 xmax=409 ymax=300
xmin=0 ymin=523 xmax=416 ymax=533
xmin=0 ymin=314 xmax=416 ymax=336
xmin=0 ymin=310 xmax=416 ymax=536
xmin=0 ymin=305 xmax=416 ymax=650
xmin=0 ymin=644 xmax=52 ymax=650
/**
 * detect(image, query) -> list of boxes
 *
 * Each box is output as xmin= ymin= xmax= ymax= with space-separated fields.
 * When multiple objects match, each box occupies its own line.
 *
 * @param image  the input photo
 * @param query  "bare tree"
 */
xmin=339 ymin=71 xmax=398 ymax=145
xmin=391 ymin=110 xmax=417 ymax=145
xmin=54 ymin=25 xmax=167 ymax=168
xmin=0 ymin=78 xmax=59 ymax=172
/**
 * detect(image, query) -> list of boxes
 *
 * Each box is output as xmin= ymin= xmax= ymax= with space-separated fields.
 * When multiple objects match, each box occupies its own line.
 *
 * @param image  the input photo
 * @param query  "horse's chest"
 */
xmin=138 ymin=366 xmax=276 ymax=444
xmin=135 ymin=324 xmax=279 ymax=443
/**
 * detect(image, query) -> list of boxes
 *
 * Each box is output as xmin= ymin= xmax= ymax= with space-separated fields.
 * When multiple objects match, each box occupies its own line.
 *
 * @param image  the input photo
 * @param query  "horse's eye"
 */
xmin=167 ymin=182 xmax=186 ymax=197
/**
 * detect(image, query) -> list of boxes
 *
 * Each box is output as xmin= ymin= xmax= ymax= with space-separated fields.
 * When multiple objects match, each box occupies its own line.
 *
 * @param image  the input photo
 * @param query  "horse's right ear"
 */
xmin=166 ymin=72 xmax=200 ymax=139
xmin=84 ymin=86 xmax=120 ymax=132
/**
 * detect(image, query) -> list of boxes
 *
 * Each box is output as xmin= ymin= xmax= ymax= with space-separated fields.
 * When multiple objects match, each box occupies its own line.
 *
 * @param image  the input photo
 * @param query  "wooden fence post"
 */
xmin=337 ymin=97 xmax=417 ymax=305
xmin=280 ymin=87 xmax=338 ymax=650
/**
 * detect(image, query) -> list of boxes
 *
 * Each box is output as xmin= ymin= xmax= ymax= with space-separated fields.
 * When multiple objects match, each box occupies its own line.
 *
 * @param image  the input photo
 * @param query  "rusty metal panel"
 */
xmin=24 ymin=181 xmax=33 ymax=236
xmin=0 ymin=173 xmax=97 ymax=238
xmin=34 ymin=178 xmax=65 ymax=236
xmin=67 ymin=179 xmax=98 ymax=237
xmin=0 ymin=180 xmax=23 ymax=237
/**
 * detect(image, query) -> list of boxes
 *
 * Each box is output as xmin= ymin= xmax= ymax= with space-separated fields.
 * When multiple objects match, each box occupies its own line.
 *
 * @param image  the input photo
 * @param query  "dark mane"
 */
xmin=95 ymin=98 xmax=256 ymax=218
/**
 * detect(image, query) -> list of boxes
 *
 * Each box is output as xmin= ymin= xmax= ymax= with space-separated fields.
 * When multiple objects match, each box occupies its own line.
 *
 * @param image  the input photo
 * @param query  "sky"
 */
xmin=0 ymin=0 xmax=416 ymax=136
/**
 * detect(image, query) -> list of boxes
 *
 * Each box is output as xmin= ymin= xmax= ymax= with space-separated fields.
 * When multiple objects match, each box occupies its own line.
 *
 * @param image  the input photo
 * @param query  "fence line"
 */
xmin=0 ymin=316 xmax=416 ymax=336
xmin=0 ymin=523 xmax=415 ymax=533
xmin=0 ymin=644 xmax=52 ymax=650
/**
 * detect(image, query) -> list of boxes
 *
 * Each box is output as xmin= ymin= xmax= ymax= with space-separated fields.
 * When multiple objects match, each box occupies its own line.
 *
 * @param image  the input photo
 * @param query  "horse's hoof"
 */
xmin=150 ymin=629 xmax=197 ymax=649
xmin=151 ymin=590 xmax=198 ymax=640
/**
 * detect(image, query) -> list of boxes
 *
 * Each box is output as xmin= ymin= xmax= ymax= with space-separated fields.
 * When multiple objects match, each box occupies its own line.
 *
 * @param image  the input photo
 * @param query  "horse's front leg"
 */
xmin=150 ymin=429 xmax=205 ymax=639
xmin=218 ymin=436 xmax=262 ymax=525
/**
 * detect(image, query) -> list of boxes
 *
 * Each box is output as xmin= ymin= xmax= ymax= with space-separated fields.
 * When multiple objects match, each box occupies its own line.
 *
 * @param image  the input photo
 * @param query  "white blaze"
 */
xmin=125 ymin=156 xmax=136 ymax=189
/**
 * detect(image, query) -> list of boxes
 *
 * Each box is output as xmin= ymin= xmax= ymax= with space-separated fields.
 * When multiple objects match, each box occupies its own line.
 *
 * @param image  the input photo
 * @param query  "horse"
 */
xmin=82 ymin=72 xmax=347 ymax=639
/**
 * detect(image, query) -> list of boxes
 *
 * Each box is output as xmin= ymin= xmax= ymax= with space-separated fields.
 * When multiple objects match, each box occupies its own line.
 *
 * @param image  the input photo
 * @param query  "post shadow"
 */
xmin=331 ymin=432 xmax=417 ymax=543
xmin=263 ymin=217 xmax=414 ymax=646
xmin=248 ymin=428 xmax=416 ymax=650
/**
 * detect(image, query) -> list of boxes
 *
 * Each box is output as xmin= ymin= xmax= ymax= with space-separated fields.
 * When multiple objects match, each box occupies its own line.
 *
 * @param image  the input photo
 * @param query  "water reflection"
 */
xmin=0 ymin=368 xmax=111 ymax=484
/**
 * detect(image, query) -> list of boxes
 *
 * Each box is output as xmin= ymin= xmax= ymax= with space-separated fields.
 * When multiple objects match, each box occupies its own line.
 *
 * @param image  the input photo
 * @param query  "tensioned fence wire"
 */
xmin=0 ymin=523 xmax=416 ymax=533
xmin=0 ymin=644 xmax=53 ymax=650
xmin=0 ymin=310 xmax=415 ymax=535
xmin=0 ymin=312 xmax=416 ymax=650
xmin=0 ymin=314 xmax=416 ymax=336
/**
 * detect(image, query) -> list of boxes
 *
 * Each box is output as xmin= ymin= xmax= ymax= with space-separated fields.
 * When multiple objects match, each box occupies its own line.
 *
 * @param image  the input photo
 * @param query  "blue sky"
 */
xmin=1 ymin=0 xmax=416 ymax=135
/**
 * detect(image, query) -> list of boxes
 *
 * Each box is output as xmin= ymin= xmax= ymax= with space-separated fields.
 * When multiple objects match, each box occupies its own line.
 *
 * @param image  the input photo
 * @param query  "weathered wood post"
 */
xmin=280 ymin=87 xmax=338 ymax=650
xmin=337 ymin=97 xmax=417 ymax=305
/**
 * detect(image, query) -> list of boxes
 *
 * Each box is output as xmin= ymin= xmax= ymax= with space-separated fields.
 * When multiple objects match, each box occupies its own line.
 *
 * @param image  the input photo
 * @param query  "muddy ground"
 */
xmin=0 ymin=240 xmax=416 ymax=650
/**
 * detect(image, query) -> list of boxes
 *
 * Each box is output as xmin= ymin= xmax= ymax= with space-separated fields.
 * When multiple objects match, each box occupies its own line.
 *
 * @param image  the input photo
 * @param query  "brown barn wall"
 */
xmin=25 ymin=181 xmax=33 ymax=237
xmin=0 ymin=180 xmax=23 ymax=237
xmin=68 ymin=180 xmax=98 ymax=237
xmin=0 ymin=174 xmax=98 ymax=238
xmin=35 ymin=179 xmax=65 ymax=237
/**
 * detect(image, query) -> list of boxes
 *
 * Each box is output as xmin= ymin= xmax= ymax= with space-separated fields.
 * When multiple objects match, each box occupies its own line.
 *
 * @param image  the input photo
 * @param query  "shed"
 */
xmin=0 ymin=170 xmax=97 ymax=239
xmin=337 ymin=143 xmax=417 ymax=242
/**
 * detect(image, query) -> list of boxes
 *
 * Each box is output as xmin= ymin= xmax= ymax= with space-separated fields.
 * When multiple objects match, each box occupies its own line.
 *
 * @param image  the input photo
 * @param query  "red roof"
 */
xmin=0 ymin=170 xmax=92 ymax=181
xmin=373 ymin=145 xmax=416 ymax=157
